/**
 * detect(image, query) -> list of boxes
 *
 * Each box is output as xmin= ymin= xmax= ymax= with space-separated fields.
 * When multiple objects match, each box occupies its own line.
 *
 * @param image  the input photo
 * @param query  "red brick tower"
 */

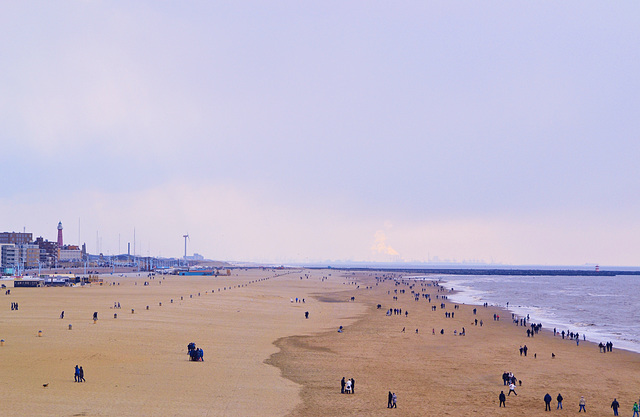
xmin=57 ymin=222 xmax=63 ymax=247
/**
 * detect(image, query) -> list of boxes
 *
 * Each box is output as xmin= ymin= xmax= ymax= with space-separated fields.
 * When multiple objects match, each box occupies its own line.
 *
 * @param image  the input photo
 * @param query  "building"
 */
xmin=1 ymin=243 xmax=39 ymax=271
xmin=34 ymin=236 xmax=59 ymax=267
xmin=13 ymin=277 xmax=44 ymax=287
xmin=57 ymin=222 xmax=63 ymax=247
xmin=20 ymin=244 xmax=39 ymax=268
xmin=0 ymin=232 xmax=33 ymax=245
xmin=1 ymin=244 xmax=17 ymax=270
xmin=59 ymin=247 xmax=83 ymax=262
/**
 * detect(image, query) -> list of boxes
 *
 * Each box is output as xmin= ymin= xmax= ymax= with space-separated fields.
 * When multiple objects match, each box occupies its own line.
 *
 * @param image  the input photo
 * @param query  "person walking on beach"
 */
xmin=544 ymin=393 xmax=552 ymax=411
xmin=499 ymin=391 xmax=506 ymax=407
xmin=392 ymin=392 xmax=397 ymax=408
xmin=557 ymin=393 xmax=563 ymax=409
xmin=74 ymin=365 xmax=79 ymax=382
xmin=350 ymin=378 xmax=355 ymax=394
xmin=633 ymin=401 xmax=639 ymax=417
xmin=388 ymin=391 xmax=393 ymax=408
xmin=610 ymin=398 xmax=619 ymax=416
xmin=341 ymin=377 xmax=345 ymax=394
xmin=508 ymin=383 xmax=517 ymax=396
xmin=79 ymin=366 xmax=85 ymax=382
xmin=579 ymin=396 xmax=586 ymax=412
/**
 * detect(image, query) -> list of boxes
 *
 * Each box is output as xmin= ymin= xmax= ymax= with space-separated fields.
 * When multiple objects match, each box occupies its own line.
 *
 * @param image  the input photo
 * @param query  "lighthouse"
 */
xmin=57 ymin=222 xmax=63 ymax=247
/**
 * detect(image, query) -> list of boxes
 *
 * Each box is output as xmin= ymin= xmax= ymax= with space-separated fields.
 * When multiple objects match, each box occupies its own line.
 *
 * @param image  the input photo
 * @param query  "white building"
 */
xmin=58 ymin=249 xmax=83 ymax=262
xmin=1 ymin=243 xmax=39 ymax=270
xmin=1 ymin=244 xmax=17 ymax=269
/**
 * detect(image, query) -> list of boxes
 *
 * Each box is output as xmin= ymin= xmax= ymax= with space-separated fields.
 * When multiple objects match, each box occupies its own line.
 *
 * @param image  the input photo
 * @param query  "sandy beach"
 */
xmin=1 ymin=269 xmax=639 ymax=416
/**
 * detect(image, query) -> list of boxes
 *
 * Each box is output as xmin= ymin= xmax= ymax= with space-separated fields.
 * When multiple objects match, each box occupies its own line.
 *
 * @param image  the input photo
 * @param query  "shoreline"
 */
xmin=429 ymin=274 xmax=640 ymax=355
xmin=2 ymin=268 xmax=639 ymax=416
xmin=267 ymin=271 xmax=640 ymax=416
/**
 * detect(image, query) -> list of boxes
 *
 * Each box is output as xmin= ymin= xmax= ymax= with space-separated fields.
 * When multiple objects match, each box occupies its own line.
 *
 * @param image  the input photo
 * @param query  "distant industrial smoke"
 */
xmin=372 ymin=230 xmax=399 ymax=257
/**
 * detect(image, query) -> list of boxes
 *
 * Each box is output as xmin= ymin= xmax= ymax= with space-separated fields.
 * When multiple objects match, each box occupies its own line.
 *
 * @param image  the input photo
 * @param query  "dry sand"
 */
xmin=1 ymin=269 xmax=639 ymax=417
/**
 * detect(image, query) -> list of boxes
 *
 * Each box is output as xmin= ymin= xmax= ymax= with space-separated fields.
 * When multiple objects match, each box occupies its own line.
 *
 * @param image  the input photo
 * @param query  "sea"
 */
xmin=409 ymin=274 xmax=640 ymax=354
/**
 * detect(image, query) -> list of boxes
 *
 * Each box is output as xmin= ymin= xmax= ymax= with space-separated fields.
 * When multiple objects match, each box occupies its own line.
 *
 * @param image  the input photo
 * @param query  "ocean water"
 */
xmin=411 ymin=274 xmax=640 ymax=354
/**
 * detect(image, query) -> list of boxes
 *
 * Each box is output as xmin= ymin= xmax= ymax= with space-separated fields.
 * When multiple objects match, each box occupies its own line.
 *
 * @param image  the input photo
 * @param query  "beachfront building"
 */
xmin=1 ymin=244 xmax=18 ymax=271
xmin=58 ymin=246 xmax=83 ymax=263
xmin=13 ymin=277 xmax=44 ymax=287
xmin=20 ymin=244 xmax=40 ymax=268
xmin=1 ymin=243 xmax=40 ymax=271
xmin=0 ymin=232 xmax=33 ymax=245
xmin=34 ymin=237 xmax=59 ymax=267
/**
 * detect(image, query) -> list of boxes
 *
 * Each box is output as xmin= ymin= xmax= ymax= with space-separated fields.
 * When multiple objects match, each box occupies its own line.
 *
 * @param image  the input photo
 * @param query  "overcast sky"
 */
xmin=1 ymin=1 xmax=638 ymax=265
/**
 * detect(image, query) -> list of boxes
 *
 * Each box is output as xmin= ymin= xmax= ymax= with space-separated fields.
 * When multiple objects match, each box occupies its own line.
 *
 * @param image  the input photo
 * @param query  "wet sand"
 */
xmin=1 ymin=269 xmax=639 ymax=416
xmin=268 ymin=272 xmax=640 ymax=416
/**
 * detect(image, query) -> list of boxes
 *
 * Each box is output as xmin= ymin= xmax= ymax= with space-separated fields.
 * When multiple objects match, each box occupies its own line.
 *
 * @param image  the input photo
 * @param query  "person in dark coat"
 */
xmin=79 ymin=366 xmax=85 ymax=382
xmin=499 ymin=391 xmax=506 ymax=407
xmin=350 ymin=378 xmax=355 ymax=394
xmin=74 ymin=365 xmax=79 ymax=382
xmin=341 ymin=377 xmax=345 ymax=394
xmin=388 ymin=391 xmax=393 ymax=408
xmin=611 ymin=398 xmax=620 ymax=416
xmin=544 ymin=393 xmax=552 ymax=411
xmin=557 ymin=393 xmax=564 ymax=409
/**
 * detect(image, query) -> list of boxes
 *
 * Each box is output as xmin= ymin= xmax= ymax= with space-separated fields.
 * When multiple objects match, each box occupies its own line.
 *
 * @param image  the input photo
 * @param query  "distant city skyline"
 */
xmin=1 ymin=2 xmax=638 ymax=266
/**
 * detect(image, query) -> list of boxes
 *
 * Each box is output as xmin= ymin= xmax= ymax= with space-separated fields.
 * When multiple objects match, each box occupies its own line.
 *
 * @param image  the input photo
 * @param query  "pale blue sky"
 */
xmin=1 ymin=1 xmax=638 ymax=265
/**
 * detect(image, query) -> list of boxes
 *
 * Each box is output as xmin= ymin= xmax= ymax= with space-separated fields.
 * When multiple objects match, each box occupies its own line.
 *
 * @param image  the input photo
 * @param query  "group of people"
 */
xmin=340 ymin=377 xmax=355 ymax=394
xmin=502 ymin=371 xmax=519 ymax=386
xmin=503 ymin=392 xmax=640 ymax=414
xmin=386 ymin=308 xmax=404 ymax=316
xmin=387 ymin=391 xmax=397 ymax=408
xmin=599 ymin=341 xmax=614 ymax=353
xmin=555 ymin=328 xmax=585 ymax=342
xmin=74 ymin=365 xmax=85 ymax=382
xmin=187 ymin=342 xmax=204 ymax=361
xmin=10 ymin=302 xmax=19 ymax=310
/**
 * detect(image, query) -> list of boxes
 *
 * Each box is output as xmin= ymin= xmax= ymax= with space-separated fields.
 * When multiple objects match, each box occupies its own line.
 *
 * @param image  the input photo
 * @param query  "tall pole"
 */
xmin=183 ymin=234 xmax=189 ymax=267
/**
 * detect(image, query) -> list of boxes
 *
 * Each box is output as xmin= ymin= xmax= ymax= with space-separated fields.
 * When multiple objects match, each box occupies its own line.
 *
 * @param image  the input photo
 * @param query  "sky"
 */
xmin=1 ymin=1 xmax=638 ymax=266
